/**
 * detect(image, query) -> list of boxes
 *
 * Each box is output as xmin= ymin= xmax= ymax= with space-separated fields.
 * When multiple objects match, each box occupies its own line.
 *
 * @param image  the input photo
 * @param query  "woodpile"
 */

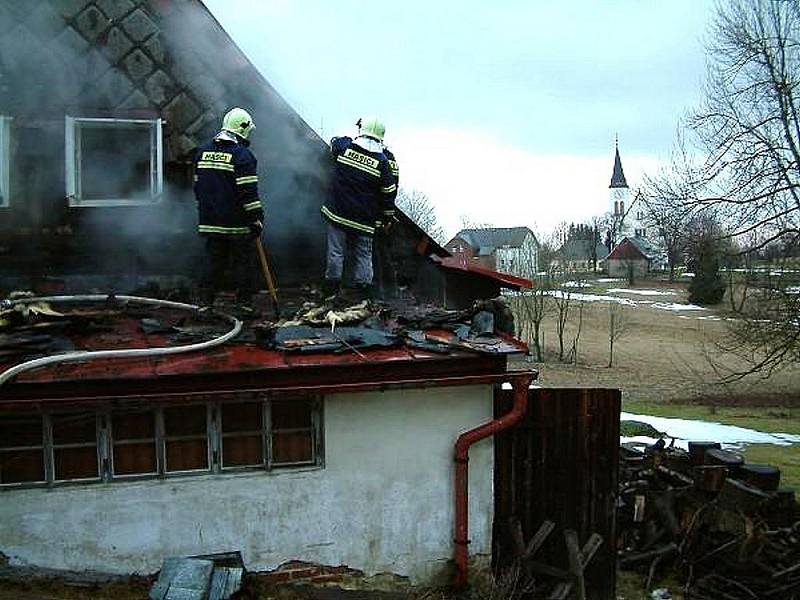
xmin=618 ymin=440 xmax=800 ymax=598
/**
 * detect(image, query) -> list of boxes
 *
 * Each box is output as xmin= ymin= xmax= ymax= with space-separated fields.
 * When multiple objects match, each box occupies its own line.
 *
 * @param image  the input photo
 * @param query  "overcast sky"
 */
xmin=204 ymin=0 xmax=715 ymax=239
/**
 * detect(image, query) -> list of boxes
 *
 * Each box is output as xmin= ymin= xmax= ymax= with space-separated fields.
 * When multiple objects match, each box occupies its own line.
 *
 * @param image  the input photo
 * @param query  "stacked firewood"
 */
xmin=618 ymin=441 xmax=800 ymax=598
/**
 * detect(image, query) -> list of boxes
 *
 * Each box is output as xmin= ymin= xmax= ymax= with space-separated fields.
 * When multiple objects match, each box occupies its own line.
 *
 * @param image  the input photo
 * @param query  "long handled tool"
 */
xmin=255 ymin=238 xmax=280 ymax=316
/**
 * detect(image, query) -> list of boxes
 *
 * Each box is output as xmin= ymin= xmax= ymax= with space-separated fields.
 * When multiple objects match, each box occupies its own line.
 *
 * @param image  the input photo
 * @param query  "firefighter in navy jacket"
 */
xmin=321 ymin=116 xmax=397 ymax=298
xmin=194 ymin=107 xmax=264 ymax=306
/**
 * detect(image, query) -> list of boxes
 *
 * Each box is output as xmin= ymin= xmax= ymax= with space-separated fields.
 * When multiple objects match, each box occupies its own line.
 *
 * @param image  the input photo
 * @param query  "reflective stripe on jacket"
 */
xmin=194 ymin=136 xmax=264 ymax=235
xmin=321 ymin=136 xmax=396 ymax=236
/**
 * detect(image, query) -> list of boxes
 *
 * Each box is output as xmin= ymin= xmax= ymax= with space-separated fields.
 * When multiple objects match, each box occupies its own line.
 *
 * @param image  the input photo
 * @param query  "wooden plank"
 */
xmin=565 ymin=529 xmax=586 ymax=600
xmin=525 ymin=520 xmax=555 ymax=557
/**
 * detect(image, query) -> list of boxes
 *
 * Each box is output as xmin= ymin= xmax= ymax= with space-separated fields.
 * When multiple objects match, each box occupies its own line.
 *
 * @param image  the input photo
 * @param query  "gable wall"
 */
xmin=0 ymin=0 xmax=330 ymax=289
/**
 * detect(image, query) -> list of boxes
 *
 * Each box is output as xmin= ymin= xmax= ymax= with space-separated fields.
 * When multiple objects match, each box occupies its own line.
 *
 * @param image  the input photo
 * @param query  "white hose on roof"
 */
xmin=0 ymin=295 xmax=243 ymax=387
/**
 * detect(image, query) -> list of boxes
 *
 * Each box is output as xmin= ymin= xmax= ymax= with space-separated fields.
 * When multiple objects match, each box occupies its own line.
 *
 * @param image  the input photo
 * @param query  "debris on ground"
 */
xmin=618 ymin=439 xmax=800 ymax=599
xmin=149 ymin=552 xmax=244 ymax=600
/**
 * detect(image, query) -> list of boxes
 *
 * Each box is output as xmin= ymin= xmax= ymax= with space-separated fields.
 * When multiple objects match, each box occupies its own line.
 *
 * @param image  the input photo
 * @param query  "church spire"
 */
xmin=609 ymin=136 xmax=628 ymax=189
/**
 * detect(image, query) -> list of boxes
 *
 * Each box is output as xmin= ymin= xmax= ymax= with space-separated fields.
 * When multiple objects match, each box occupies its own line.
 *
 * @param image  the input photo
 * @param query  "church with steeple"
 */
xmin=608 ymin=136 xmax=647 ymax=244
xmin=605 ymin=138 xmax=667 ymax=272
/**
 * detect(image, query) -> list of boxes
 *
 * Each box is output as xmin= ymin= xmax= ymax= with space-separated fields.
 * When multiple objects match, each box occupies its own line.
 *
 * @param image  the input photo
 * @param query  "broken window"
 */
xmin=111 ymin=408 xmax=158 ymax=477
xmin=51 ymin=412 xmax=100 ymax=481
xmin=65 ymin=117 xmax=163 ymax=207
xmin=164 ymin=405 xmax=209 ymax=473
xmin=0 ymin=415 xmax=45 ymax=484
xmin=0 ymin=116 xmax=10 ymax=208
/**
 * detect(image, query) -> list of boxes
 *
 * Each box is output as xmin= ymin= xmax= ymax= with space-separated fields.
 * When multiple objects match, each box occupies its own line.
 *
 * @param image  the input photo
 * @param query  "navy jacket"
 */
xmin=321 ymin=136 xmax=396 ymax=236
xmin=194 ymin=136 xmax=264 ymax=235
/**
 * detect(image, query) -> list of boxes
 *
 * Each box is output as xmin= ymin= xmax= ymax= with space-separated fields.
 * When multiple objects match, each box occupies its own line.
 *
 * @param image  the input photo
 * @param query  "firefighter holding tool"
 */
xmin=193 ymin=107 xmax=264 ymax=308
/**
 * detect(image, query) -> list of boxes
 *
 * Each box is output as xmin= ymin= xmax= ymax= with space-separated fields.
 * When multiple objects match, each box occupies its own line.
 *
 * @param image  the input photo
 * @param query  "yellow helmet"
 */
xmin=222 ymin=107 xmax=256 ymax=139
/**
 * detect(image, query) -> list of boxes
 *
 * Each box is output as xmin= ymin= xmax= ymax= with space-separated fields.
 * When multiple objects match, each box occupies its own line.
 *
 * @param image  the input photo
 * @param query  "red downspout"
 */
xmin=453 ymin=371 xmax=536 ymax=589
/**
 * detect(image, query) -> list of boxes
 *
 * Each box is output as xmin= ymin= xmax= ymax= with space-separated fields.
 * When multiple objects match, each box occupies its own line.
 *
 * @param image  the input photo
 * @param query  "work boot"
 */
xmin=322 ymin=278 xmax=341 ymax=301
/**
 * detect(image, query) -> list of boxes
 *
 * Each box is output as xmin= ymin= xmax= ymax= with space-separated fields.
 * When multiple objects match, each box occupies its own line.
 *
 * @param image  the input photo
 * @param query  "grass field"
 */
xmin=509 ymin=277 xmax=800 ymax=499
xmin=511 ymin=277 xmax=800 ymax=416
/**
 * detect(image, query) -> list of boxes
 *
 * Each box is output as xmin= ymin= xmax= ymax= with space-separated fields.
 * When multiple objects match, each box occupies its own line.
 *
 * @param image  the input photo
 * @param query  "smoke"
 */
xmin=0 ymin=1 xmax=333 ymax=291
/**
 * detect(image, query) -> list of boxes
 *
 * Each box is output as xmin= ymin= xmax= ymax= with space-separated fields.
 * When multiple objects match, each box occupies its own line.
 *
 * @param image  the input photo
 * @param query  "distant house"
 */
xmin=555 ymin=224 xmax=608 ymax=272
xmin=605 ymin=236 xmax=659 ymax=279
xmin=445 ymin=227 xmax=539 ymax=280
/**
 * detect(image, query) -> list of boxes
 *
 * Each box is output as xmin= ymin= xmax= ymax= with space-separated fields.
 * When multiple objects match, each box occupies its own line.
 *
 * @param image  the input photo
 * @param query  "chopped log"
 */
xmin=717 ymin=478 xmax=771 ymax=514
xmin=689 ymin=441 xmax=721 ymax=466
xmin=705 ymin=448 xmax=744 ymax=477
xmin=739 ymin=463 xmax=781 ymax=492
xmin=693 ymin=465 xmax=728 ymax=493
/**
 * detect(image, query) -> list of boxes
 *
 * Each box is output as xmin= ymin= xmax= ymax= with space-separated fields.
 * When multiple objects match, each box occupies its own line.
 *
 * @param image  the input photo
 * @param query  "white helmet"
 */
xmin=357 ymin=116 xmax=385 ymax=142
xmin=222 ymin=107 xmax=256 ymax=139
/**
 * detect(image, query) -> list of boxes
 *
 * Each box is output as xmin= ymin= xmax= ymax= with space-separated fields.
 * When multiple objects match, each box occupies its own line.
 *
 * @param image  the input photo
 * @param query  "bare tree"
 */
xmin=551 ymin=271 xmax=573 ymax=362
xmin=672 ymin=0 xmax=800 ymax=377
xmin=510 ymin=241 xmax=551 ymax=361
xmin=458 ymin=214 xmax=494 ymax=230
xmin=640 ymin=134 xmax=698 ymax=281
xmin=396 ymin=188 xmax=446 ymax=243
xmin=607 ymin=302 xmax=629 ymax=368
xmin=567 ymin=287 xmax=586 ymax=365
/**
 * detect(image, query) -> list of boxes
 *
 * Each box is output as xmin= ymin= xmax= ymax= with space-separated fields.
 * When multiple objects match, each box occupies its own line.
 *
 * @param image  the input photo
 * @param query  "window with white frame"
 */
xmin=0 ymin=116 xmax=10 ymax=208
xmin=0 ymin=396 xmax=322 ymax=487
xmin=65 ymin=116 xmax=163 ymax=207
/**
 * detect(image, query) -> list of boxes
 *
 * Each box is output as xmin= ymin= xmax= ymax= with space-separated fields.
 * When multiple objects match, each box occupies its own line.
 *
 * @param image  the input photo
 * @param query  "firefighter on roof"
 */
xmin=321 ymin=116 xmax=397 ymax=299
xmin=194 ymin=107 xmax=264 ymax=306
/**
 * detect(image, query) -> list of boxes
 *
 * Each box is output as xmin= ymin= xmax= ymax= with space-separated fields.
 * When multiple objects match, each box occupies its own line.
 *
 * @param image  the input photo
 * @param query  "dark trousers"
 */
xmin=202 ymin=235 xmax=255 ymax=301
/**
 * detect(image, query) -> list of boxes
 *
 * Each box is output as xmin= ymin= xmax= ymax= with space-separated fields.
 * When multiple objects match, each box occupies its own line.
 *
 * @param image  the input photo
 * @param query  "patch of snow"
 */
xmin=563 ymin=281 xmax=593 ymax=288
xmin=622 ymin=412 xmax=800 ymax=447
xmin=786 ymin=286 xmax=800 ymax=294
xmin=650 ymin=302 xmax=706 ymax=311
xmin=597 ymin=278 xmax=624 ymax=283
xmin=546 ymin=291 xmax=637 ymax=305
xmin=608 ymin=288 xmax=677 ymax=296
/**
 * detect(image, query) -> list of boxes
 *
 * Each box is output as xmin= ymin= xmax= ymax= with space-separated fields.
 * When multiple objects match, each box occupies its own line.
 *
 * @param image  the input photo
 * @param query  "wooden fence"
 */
xmin=493 ymin=387 xmax=621 ymax=599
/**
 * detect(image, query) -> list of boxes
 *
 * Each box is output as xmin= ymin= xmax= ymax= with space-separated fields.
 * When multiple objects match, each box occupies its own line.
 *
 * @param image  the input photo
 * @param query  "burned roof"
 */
xmin=0 ymin=293 xmax=527 ymax=404
xmin=450 ymin=227 xmax=535 ymax=251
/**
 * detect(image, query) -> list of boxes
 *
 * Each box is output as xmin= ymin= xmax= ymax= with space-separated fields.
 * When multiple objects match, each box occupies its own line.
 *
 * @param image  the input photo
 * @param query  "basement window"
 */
xmin=0 ymin=397 xmax=323 ymax=489
xmin=111 ymin=408 xmax=158 ymax=477
xmin=0 ymin=416 xmax=45 ymax=484
xmin=65 ymin=117 xmax=163 ymax=207
xmin=0 ymin=116 xmax=10 ymax=208
xmin=164 ymin=404 xmax=210 ymax=473
xmin=271 ymin=398 xmax=317 ymax=466
xmin=51 ymin=412 xmax=100 ymax=482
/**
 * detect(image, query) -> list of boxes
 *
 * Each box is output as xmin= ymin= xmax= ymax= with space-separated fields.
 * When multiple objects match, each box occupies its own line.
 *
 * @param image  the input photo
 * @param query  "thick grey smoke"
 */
xmin=0 ymin=1 xmax=332 ymax=293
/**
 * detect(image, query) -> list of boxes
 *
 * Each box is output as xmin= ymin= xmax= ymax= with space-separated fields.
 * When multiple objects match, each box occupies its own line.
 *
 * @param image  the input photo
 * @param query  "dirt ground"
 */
xmin=510 ymin=278 xmax=800 ymax=409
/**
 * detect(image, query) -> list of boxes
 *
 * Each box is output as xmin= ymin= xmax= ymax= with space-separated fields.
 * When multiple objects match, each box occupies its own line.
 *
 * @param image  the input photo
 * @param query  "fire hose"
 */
xmin=0 ymin=295 xmax=242 ymax=387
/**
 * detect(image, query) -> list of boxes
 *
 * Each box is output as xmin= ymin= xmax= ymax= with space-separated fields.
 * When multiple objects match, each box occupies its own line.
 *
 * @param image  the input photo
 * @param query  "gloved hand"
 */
xmin=249 ymin=220 xmax=263 ymax=238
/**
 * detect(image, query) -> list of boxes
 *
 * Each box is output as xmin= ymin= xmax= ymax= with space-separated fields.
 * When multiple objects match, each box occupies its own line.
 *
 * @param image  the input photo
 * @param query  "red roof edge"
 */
xmin=436 ymin=256 xmax=534 ymax=289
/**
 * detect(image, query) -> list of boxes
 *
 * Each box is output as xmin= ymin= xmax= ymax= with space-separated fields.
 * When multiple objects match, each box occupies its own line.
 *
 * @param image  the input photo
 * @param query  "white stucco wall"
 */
xmin=0 ymin=385 xmax=494 ymax=583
